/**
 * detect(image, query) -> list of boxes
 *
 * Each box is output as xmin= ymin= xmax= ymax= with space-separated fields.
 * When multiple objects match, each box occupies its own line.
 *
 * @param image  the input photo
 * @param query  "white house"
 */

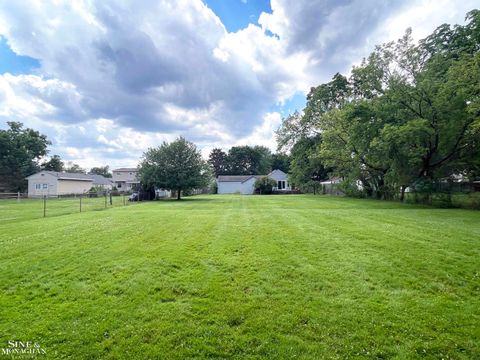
xmin=217 ymin=169 xmax=291 ymax=195
xmin=112 ymin=168 xmax=140 ymax=192
xmin=26 ymin=171 xmax=113 ymax=197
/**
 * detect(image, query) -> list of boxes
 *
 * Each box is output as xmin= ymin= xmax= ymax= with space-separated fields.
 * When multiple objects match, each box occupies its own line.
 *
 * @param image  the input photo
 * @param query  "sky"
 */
xmin=0 ymin=0 xmax=477 ymax=169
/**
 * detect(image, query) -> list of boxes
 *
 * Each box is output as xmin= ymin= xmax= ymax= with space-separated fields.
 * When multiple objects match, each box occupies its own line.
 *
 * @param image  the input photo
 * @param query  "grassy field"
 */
xmin=0 ymin=195 xmax=134 ymax=223
xmin=0 ymin=195 xmax=479 ymax=359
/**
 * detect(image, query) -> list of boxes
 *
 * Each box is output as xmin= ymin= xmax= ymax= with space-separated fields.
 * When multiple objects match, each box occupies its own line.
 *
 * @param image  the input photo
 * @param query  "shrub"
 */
xmin=254 ymin=176 xmax=277 ymax=194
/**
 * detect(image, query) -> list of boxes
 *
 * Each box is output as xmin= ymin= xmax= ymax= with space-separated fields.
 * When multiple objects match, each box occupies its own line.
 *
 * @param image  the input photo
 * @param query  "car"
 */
xmin=128 ymin=192 xmax=139 ymax=201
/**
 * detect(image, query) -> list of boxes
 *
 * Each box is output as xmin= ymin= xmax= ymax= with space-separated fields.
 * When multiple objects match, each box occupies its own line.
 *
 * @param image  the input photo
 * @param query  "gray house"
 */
xmin=26 ymin=171 xmax=113 ymax=197
xmin=217 ymin=169 xmax=290 ymax=195
xmin=112 ymin=168 xmax=139 ymax=192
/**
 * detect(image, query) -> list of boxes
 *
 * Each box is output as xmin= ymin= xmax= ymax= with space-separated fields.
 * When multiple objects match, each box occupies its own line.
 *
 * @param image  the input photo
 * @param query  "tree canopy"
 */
xmin=277 ymin=10 xmax=480 ymax=200
xmin=207 ymin=146 xmax=289 ymax=176
xmin=0 ymin=122 xmax=50 ymax=191
xmin=64 ymin=162 xmax=86 ymax=174
xmin=138 ymin=137 xmax=211 ymax=200
xmin=41 ymin=155 xmax=64 ymax=172
xmin=89 ymin=165 xmax=112 ymax=178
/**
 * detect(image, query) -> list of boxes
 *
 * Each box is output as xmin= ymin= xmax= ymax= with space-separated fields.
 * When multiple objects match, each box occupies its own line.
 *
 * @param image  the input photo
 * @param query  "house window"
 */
xmin=35 ymin=184 xmax=41 ymax=190
xmin=118 ymin=183 xmax=122 ymax=188
xmin=42 ymin=184 xmax=48 ymax=189
xmin=278 ymin=180 xmax=285 ymax=190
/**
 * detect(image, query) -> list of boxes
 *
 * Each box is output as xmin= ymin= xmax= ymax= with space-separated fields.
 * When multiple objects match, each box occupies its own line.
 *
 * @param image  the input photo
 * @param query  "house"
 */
xmin=26 ymin=171 xmax=113 ymax=197
xmin=320 ymin=177 xmax=343 ymax=195
xmin=89 ymin=174 xmax=114 ymax=190
xmin=112 ymin=168 xmax=140 ymax=192
xmin=217 ymin=169 xmax=291 ymax=195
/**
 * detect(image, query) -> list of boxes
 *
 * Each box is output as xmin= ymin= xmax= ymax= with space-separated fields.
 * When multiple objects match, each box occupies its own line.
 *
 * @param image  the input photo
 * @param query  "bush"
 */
xmin=211 ymin=182 xmax=218 ymax=194
xmin=254 ymin=176 xmax=277 ymax=195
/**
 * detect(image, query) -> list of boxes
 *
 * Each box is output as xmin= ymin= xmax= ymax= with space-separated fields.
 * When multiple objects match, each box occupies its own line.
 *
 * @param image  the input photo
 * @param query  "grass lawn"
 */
xmin=0 ymin=195 xmax=133 ymax=223
xmin=0 ymin=195 xmax=479 ymax=359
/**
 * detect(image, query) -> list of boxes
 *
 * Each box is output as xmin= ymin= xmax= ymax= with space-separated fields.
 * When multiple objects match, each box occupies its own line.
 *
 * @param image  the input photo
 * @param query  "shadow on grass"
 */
xmin=156 ymin=197 xmax=218 ymax=203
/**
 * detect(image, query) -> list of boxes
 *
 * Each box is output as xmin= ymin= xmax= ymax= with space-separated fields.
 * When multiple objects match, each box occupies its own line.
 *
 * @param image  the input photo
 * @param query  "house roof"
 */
xmin=217 ymin=169 xmax=288 ymax=183
xmin=320 ymin=177 xmax=341 ymax=185
xmin=89 ymin=174 xmax=114 ymax=185
xmin=27 ymin=171 xmax=112 ymax=184
xmin=217 ymin=175 xmax=259 ymax=183
xmin=113 ymin=168 xmax=137 ymax=172
xmin=268 ymin=169 xmax=287 ymax=176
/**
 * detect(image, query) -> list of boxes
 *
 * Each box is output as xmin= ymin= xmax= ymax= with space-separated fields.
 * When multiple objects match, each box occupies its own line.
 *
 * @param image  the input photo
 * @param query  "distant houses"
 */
xmin=112 ymin=168 xmax=139 ymax=192
xmin=26 ymin=171 xmax=113 ymax=197
xmin=217 ymin=169 xmax=291 ymax=195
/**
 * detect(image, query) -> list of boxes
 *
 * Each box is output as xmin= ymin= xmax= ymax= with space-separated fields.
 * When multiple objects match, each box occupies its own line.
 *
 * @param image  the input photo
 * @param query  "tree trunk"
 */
xmin=177 ymin=188 xmax=181 ymax=200
xmin=400 ymin=185 xmax=406 ymax=202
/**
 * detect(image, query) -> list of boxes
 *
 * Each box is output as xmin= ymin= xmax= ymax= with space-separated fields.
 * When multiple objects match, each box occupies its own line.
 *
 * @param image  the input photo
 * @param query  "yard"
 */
xmin=0 ymin=195 xmax=479 ymax=359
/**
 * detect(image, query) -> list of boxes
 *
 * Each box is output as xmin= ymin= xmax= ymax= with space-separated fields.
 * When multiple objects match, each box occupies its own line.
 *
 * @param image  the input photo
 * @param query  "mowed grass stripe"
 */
xmin=0 ymin=195 xmax=479 ymax=359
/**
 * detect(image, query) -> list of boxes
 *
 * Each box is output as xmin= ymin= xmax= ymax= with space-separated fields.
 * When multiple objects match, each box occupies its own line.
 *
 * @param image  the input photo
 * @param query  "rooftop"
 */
xmin=113 ymin=168 xmax=137 ymax=172
xmin=27 ymin=171 xmax=112 ymax=184
xmin=217 ymin=175 xmax=260 ymax=183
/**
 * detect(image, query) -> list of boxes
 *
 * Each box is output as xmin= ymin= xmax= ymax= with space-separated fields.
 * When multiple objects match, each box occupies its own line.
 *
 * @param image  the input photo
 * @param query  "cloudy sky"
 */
xmin=0 ymin=0 xmax=477 ymax=169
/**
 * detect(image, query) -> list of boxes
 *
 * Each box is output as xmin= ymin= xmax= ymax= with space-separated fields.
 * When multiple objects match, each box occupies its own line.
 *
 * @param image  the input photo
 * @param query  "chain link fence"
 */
xmin=0 ymin=191 xmax=141 ymax=223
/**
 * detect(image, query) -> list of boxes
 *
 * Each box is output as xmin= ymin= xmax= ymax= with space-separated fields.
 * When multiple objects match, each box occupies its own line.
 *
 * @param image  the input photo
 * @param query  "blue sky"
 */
xmin=0 ymin=37 xmax=40 ymax=75
xmin=0 ymin=0 xmax=476 ymax=168
xmin=204 ymin=0 xmax=271 ymax=32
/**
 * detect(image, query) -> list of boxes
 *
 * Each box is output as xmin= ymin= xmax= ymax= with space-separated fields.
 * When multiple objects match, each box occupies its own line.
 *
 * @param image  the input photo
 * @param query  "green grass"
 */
xmin=0 ymin=195 xmax=479 ymax=359
xmin=0 ymin=195 xmax=134 ymax=223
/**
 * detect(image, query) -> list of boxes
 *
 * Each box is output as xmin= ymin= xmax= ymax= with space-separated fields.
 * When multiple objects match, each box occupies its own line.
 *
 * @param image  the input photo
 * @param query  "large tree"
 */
xmin=289 ymin=136 xmax=330 ymax=193
xmin=0 ymin=122 xmax=50 ymax=191
xmin=89 ymin=165 xmax=112 ymax=178
xmin=208 ymin=148 xmax=228 ymax=177
xmin=226 ymin=145 xmax=272 ymax=175
xmin=282 ymin=10 xmax=480 ymax=200
xmin=41 ymin=155 xmax=64 ymax=172
xmin=138 ymin=137 xmax=211 ymax=200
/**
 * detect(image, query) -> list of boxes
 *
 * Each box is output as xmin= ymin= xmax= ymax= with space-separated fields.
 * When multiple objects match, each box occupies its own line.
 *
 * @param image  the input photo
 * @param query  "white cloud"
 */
xmin=0 ymin=0 xmax=477 ymax=168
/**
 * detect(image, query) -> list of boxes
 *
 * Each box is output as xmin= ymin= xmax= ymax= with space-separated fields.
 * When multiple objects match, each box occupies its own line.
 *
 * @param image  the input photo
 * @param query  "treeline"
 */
xmin=207 ymin=146 xmax=290 ymax=177
xmin=277 ymin=10 xmax=480 ymax=200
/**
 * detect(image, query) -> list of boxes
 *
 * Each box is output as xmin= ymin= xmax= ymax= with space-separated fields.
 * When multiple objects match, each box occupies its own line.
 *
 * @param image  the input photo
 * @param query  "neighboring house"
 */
xmin=217 ymin=169 xmax=291 ymax=195
xmin=89 ymin=174 xmax=114 ymax=190
xmin=269 ymin=169 xmax=291 ymax=191
xmin=217 ymin=175 xmax=259 ymax=195
xmin=112 ymin=168 xmax=139 ymax=192
xmin=26 ymin=171 xmax=112 ymax=197
xmin=320 ymin=177 xmax=343 ymax=195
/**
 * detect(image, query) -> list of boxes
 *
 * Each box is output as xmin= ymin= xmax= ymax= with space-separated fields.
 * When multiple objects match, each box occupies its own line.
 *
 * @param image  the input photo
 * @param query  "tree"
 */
xmin=271 ymin=153 xmax=290 ymax=173
xmin=226 ymin=145 xmax=272 ymax=175
xmin=289 ymin=136 xmax=330 ymax=193
xmin=0 ymin=122 xmax=50 ymax=191
xmin=89 ymin=165 xmax=112 ymax=178
xmin=289 ymin=10 xmax=480 ymax=201
xmin=41 ymin=155 xmax=64 ymax=172
xmin=254 ymin=176 xmax=277 ymax=194
xmin=138 ymin=137 xmax=211 ymax=200
xmin=208 ymin=148 xmax=228 ymax=177
xmin=64 ymin=162 xmax=86 ymax=174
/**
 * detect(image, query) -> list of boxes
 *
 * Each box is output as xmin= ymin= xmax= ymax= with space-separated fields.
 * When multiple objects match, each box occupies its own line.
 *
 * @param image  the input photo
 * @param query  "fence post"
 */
xmin=109 ymin=192 xmax=113 ymax=206
xmin=123 ymin=193 xmax=126 ymax=206
xmin=17 ymin=191 xmax=20 ymax=202
xmin=105 ymin=191 xmax=107 ymax=208
xmin=80 ymin=195 xmax=82 ymax=213
xmin=43 ymin=195 xmax=46 ymax=217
